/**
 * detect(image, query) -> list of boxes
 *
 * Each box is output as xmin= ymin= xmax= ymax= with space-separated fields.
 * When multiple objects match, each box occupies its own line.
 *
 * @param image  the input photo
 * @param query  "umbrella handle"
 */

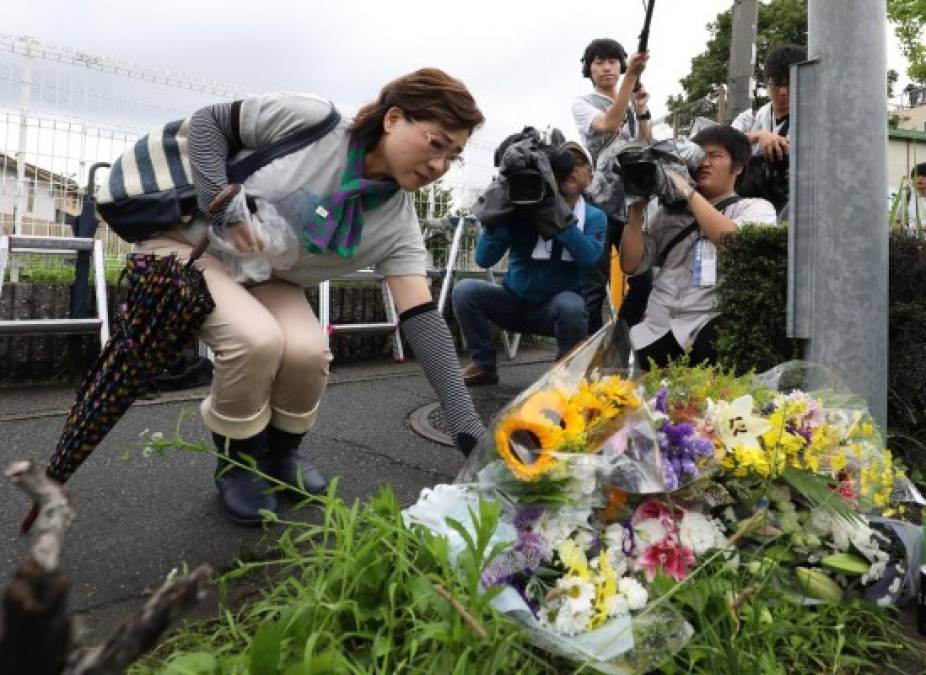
xmin=188 ymin=183 xmax=242 ymax=264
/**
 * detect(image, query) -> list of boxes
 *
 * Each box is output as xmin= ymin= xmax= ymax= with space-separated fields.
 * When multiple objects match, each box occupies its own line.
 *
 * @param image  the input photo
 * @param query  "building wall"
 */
xmin=888 ymin=135 xmax=926 ymax=192
xmin=899 ymin=105 xmax=926 ymax=133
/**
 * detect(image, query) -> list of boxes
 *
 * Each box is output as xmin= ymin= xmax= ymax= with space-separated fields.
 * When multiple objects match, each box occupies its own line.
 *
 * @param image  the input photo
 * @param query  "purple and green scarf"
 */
xmin=302 ymin=138 xmax=399 ymax=258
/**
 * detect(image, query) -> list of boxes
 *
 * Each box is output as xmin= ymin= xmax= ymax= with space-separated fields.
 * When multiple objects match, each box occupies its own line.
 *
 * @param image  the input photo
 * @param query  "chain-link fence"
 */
xmin=0 ymin=34 xmax=505 ymax=278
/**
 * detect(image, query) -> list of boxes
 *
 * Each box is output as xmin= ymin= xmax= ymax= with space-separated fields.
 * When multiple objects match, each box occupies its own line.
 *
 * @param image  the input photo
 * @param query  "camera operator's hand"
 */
xmin=665 ymin=170 xmax=695 ymax=199
xmin=226 ymin=221 xmax=265 ymax=254
xmin=627 ymin=51 xmax=649 ymax=78
xmin=755 ymin=130 xmax=790 ymax=162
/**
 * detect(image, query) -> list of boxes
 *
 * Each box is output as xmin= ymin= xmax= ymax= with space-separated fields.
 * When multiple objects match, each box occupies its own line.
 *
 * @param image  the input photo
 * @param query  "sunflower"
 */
xmin=559 ymin=403 xmax=588 ymax=452
xmin=595 ymin=376 xmax=640 ymax=410
xmin=520 ymin=390 xmax=568 ymax=426
xmin=495 ymin=413 xmax=563 ymax=481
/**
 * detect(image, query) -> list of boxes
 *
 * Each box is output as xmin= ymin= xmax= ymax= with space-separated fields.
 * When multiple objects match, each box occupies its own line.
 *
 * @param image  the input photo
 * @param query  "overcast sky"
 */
xmin=1 ymin=0 xmax=912 ymax=201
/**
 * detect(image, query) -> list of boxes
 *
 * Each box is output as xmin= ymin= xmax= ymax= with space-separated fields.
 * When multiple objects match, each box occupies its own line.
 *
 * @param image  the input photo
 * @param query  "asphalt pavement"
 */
xmin=0 ymin=347 xmax=555 ymax=642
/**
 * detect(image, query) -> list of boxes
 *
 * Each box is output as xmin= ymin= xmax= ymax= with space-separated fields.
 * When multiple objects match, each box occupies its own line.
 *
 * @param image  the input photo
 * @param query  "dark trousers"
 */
xmin=451 ymin=279 xmax=588 ymax=368
xmin=634 ymin=317 xmax=723 ymax=371
xmin=581 ymin=217 xmax=652 ymax=333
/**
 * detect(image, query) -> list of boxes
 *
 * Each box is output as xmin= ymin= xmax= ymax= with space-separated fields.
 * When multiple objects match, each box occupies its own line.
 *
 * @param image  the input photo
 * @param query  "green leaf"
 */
xmin=162 ymin=651 xmax=218 ymax=674
xmin=249 ymin=618 xmax=283 ymax=675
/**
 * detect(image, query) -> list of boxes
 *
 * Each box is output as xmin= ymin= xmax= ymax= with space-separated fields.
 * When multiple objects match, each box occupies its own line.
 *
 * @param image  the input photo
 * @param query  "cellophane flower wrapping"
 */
xmin=404 ymin=324 xmax=924 ymax=673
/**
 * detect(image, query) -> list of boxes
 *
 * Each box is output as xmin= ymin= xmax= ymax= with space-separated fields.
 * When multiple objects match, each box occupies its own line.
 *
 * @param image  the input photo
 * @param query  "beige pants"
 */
xmin=139 ymin=234 xmax=332 ymax=439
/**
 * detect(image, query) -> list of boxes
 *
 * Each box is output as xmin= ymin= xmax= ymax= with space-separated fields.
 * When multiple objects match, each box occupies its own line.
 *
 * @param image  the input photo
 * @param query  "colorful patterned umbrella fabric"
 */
xmin=21 ymin=241 xmax=214 ymax=532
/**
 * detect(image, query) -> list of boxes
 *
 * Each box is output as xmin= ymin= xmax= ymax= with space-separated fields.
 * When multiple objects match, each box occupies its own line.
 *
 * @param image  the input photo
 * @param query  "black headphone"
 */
xmin=581 ymin=39 xmax=628 ymax=79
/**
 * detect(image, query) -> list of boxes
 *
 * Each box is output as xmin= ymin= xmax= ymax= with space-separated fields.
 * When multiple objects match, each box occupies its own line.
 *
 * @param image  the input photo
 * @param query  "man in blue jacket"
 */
xmin=453 ymin=142 xmax=606 ymax=385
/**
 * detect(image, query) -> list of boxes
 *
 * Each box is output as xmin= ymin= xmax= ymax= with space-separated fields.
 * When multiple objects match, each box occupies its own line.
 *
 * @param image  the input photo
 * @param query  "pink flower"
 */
xmin=633 ymin=498 xmax=684 ymax=525
xmin=637 ymin=537 xmax=696 ymax=581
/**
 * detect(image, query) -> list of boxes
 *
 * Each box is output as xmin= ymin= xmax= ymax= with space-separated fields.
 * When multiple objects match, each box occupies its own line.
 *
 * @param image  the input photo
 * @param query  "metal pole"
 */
xmin=724 ymin=0 xmax=759 ymax=124
xmin=11 ymin=38 xmax=33 ymax=283
xmin=790 ymin=0 xmax=889 ymax=427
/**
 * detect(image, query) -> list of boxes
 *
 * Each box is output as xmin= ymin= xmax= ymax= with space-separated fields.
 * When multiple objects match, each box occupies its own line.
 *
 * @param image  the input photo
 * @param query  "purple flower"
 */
xmin=513 ymin=505 xmax=544 ymax=531
xmin=659 ymin=420 xmax=713 ymax=489
xmin=622 ymin=522 xmax=636 ymax=556
xmin=481 ymin=554 xmax=516 ymax=588
xmin=655 ymin=387 xmax=669 ymax=414
xmin=514 ymin=531 xmax=552 ymax=569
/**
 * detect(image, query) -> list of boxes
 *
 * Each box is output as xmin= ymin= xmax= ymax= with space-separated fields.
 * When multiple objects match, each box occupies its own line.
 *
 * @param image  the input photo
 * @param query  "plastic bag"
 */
xmin=208 ymin=187 xmax=300 ymax=283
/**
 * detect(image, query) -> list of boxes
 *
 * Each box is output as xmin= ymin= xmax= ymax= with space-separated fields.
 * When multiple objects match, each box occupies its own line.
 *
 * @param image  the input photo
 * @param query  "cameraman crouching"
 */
xmin=620 ymin=126 xmax=776 ymax=370
xmin=454 ymin=143 xmax=606 ymax=386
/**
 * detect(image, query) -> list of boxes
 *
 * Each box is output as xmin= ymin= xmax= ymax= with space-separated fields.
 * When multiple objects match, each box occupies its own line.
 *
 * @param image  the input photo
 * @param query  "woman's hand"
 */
xmin=226 ymin=221 xmax=265 ymax=254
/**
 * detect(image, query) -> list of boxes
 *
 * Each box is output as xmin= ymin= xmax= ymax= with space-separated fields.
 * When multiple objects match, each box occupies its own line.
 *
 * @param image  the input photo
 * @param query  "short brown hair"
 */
xmin=351 ymin=68 xmax=484 ymax=150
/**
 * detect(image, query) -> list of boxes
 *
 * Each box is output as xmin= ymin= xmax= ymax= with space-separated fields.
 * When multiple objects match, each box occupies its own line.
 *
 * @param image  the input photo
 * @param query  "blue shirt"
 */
xmin=475 ymin=201 xmax=606 ymax=304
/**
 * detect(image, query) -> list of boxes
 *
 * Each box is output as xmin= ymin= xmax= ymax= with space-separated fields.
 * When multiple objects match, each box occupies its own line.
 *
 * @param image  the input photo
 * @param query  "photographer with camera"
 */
xmin=454 ymin=142 xmax=606 ymax=386
xmin=619 ymin=126 xmax=776 ymax=370
xmin=732 ymin=44 xmax=806 ymax=215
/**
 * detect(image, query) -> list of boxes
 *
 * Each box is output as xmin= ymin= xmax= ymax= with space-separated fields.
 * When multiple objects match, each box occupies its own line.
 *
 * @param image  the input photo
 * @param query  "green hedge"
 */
xmin=715 ymin=227 xmax=926 ymax=477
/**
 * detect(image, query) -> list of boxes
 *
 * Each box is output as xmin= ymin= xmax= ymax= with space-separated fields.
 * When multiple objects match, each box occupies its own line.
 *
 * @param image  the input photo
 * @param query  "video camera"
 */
xmin=473 ymin=127 xmax=578 ymax=238
xmin=589 ymin=138 xmax=704 ymax=218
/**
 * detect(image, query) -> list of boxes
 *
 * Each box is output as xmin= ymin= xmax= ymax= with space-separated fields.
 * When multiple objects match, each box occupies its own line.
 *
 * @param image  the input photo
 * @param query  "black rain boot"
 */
xmin=261 ymin=427 xmax=328 ymax=496
xmin=213 ymin=430 xmax=278 ymax=525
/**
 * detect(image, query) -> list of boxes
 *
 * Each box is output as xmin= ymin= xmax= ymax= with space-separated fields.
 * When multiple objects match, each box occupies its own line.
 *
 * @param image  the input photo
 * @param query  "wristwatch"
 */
xmin=636 ymin=110 xmax=652 ymax=121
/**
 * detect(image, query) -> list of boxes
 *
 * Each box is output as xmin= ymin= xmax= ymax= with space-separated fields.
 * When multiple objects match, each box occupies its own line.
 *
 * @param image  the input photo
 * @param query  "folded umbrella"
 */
xmin=18 ymin=186 xmax=240 ymax=533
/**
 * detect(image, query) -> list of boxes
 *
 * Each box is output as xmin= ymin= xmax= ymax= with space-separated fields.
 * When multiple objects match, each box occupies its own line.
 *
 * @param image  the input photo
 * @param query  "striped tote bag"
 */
xmin=97 ymin=104 xmax=340 ymax=243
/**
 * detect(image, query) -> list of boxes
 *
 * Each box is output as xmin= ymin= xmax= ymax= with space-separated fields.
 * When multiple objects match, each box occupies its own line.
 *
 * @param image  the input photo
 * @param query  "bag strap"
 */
xmin=655 ymin=194 xmax=742 ymax=266
xmin=226 ymin=105 xmax=341 ymax=183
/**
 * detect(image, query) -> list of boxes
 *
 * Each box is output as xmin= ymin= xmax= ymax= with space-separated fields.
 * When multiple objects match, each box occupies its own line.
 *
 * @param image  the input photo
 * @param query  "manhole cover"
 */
xmin=409 ymin=387 xmax=521 ymax=447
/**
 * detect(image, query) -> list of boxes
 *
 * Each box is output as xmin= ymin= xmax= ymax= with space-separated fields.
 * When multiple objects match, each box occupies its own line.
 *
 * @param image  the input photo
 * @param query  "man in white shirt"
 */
xmin=620 ymin=126 xmax=777 ymax=370
xmin=732 ymin=44 xmax=806 ymax=215
xmin=572 ymin=38 xmax=652 ymax=167
xmin=572 ymin=38 xmax=653 ymax=338
xmin=731 ymin=44 xmax=806 ymax=161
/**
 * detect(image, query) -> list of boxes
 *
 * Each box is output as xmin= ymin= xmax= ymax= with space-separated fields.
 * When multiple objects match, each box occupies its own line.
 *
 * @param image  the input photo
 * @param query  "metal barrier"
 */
xmin=0 ymin=234 xmax=109 ymax=347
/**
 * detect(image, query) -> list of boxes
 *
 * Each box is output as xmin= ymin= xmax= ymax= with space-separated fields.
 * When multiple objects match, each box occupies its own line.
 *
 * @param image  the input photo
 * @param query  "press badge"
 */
xmin=692 ymin=238 xmax=717 ymax=288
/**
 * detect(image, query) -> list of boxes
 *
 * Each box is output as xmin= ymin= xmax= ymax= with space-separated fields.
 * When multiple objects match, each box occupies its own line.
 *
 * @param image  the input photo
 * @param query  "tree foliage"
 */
xmin=888 ymin=0 xmax=926 ymax=84
xmin=666 ymin=0 xmax=807 ymax=119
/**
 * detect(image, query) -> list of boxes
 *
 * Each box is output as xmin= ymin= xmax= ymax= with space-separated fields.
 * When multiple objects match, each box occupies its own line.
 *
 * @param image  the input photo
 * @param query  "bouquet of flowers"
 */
xmin=406 ymin=326 xmax=923 ymax=673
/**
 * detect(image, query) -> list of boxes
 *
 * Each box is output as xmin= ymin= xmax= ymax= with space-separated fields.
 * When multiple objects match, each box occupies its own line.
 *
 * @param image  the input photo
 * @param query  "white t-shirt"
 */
xmin=182 ymin=93 xmax=427 ymax=287
xmin=571 ymin=93 xmax=638 ymax=165
xmin=630 ymin=195 xmax=778 ymax=351
xmin=731 ymin=102 xmax=789 ymax=156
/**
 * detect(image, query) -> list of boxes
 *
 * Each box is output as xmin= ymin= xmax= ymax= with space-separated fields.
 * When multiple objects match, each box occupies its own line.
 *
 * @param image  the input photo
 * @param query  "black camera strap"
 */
xmin=655 ymin=194 xmax=742 ymax=267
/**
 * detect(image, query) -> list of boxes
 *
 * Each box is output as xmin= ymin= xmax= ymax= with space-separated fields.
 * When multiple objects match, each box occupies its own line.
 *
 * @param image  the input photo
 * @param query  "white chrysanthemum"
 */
xmin=566 ymin=454 xmax=600 ymax=499
xmin=605 ymin=593 xmax=630 ymax=617
xmin=553 ymin=605 xmax=593 ymax=636
xmin=632 ymin=518 xmax=669 ymax=546
xmin=535 ymin=510 xmax=585 ymax=545
xmin=555 ymin=575 xmax=596 ymax=612
xmin=618 ymin=576 xmax=648 ymax=610
xmin=679 ymin=511 xmax=728 ymax=555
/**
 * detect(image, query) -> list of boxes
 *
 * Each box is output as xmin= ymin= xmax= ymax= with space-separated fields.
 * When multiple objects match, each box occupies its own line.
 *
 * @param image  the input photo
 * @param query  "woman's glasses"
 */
xmin=408 ymin=118 xmax=464 ymax=167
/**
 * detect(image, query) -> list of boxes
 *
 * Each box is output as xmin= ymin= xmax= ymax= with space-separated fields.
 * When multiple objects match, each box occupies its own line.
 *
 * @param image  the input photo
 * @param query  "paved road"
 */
xmin=0 ymin=348 xmax=554 ymax=641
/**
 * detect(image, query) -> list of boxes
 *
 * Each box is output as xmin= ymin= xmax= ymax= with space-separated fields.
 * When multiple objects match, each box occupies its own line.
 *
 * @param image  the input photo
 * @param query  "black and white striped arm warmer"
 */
xmin=188 ymin=100 xmax=244 ymax=229
xmin=399 ymin=302 xmax=486 ymax=456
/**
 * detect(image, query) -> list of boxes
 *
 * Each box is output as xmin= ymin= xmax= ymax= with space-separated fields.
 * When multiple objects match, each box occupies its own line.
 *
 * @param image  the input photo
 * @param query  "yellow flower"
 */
xmin=495 ymin=413 xmax=563 ymax=481
xmin=559 ymin=539 xmax=591 ymax=579
xmin=559 ymin=404 xmax=589 ymax=452
xmin=592 ymin=547 xmax=618 ymax=627
xmin=520 ymin=390 xmax=568 ymax=426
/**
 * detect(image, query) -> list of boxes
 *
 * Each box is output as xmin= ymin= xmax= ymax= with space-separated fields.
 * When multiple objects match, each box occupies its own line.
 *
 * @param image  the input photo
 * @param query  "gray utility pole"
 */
xmin=788 ymin=0 xmax=889 ymax=428
xmin=724 ymin=0 xmax=759 ymax=124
